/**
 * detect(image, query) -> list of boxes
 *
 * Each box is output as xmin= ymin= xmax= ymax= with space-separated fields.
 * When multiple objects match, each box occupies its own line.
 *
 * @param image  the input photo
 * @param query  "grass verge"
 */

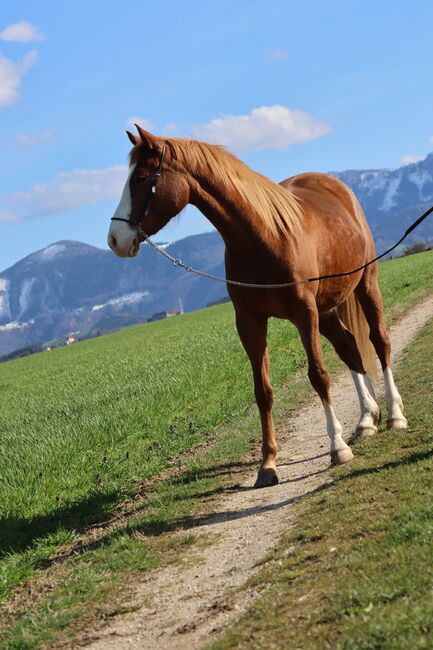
xmin=0 ymin=250 xmax=431 ymax=647
xmin=211 ymin=314 xmax=433 ymax=649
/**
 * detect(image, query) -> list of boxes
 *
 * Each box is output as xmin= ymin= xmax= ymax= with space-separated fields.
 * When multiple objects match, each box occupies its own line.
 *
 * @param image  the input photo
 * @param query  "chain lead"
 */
xmin=136 ymin=202 xmax=433 ymax=289
xmin=137 ymin=224 xmax=309 ymax=288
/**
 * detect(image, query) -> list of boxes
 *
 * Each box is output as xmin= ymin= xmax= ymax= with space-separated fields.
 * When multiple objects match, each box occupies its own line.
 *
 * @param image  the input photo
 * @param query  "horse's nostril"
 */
xmin=133 ymin=238 xmax=138 ymax=246
xmin=110 ymin=235 xmax=117 ymax=250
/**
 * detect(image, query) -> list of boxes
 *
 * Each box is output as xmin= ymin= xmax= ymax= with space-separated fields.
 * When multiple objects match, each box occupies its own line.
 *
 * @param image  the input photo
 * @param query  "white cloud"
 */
xmin=0 ymin=165 xmax=128 ymax=222
xmin=0 ymin=21 xmax=45 ymax=43
xmin=191 ymin=105 xmax=332 ymax=153
xmin=20 ymin=49 xmax=38 ymax=72
xmin=0 ymin=209 xmax=19 ymax=223
xmin=0 ymin=50 xmax=38 ymax=107
xmin=15 ymin=130 xmax=56 ymax=148
xmin=126 ymin=116 xmax=155 ymax=131
xmin=267 ymin=49 xmax=289 ymax=61
xmin=164 ymin=122 xmax=179 ymax=132
xmin=400 ymin=154 xmax=425 ymax=166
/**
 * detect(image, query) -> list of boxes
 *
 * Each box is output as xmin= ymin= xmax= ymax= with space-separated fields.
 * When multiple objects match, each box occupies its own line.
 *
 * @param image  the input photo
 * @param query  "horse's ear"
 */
xmin=126 ymin=130 xmax=139 ymax=145
xmin=135 ymin=124 xmax=157 ymax=150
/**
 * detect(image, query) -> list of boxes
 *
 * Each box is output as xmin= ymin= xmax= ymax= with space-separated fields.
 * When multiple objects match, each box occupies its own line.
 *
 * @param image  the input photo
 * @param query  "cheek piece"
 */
xmin=111 ymin=142 xmax=166 ymax=230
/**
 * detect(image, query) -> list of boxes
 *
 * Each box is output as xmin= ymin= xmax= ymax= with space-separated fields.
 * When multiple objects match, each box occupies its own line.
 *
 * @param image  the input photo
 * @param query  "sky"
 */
xmin=0 ymin=0 xmax=432 ymax=271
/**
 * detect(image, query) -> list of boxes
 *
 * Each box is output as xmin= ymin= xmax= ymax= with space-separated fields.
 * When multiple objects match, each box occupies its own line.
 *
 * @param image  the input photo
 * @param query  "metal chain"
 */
xmin=137 ymin=225 xmax=308 ymax=288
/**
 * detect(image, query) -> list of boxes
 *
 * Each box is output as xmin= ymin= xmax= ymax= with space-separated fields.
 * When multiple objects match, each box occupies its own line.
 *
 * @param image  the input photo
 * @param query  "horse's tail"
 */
xmin=336 ymin=292 xmax=377 ymax=389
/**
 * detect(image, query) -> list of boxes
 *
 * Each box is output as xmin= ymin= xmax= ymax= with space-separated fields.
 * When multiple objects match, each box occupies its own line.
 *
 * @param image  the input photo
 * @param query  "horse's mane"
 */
xmin=130 ymin=138 xmax=302 ymax=238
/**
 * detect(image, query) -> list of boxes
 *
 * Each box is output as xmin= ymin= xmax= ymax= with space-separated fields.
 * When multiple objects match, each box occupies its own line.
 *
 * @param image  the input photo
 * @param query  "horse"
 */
xmin=107 ymin=125 xmax=408 ymax=488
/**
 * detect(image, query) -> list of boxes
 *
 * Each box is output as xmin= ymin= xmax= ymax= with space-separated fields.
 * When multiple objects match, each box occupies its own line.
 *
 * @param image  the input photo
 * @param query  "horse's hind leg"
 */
xmin=319 ymin=311 xmax=380 ymax=437
xmin=356 ymin=268 xmax=408 ymax=429
xmin=235 ymin=312 xmax=279 ymax=488
xmin=295 ymin=302 xmax=353 ymax=465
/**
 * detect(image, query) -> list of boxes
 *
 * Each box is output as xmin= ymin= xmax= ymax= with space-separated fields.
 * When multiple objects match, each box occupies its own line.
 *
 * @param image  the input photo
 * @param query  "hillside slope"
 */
xmin=0 ymin=233 xmax=226 ymax=356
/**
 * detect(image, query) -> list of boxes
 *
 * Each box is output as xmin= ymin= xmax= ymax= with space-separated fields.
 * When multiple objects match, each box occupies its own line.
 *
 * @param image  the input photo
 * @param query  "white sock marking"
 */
xmin=350 ymin=371 xmax=380 ymax=431
xmin=383 ymin=367 xmax=406 ymax=424
xmin=322 ymin=400 xmax=349 ymax=452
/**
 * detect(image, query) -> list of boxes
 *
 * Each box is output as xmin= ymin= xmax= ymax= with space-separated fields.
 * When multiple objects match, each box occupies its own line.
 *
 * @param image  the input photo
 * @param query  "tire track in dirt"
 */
xmin=80 ymin=294 xmax=433 ymax=650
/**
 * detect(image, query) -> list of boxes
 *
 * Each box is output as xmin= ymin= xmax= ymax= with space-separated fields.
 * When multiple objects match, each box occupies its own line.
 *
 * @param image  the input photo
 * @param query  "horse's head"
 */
xmin=107 ymin=126 xmax=190 ymax=258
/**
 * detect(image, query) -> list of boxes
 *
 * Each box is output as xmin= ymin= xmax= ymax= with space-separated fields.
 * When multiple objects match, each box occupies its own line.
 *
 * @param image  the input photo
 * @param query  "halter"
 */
xmin=111 ymin=142 xmax=166 ymax=230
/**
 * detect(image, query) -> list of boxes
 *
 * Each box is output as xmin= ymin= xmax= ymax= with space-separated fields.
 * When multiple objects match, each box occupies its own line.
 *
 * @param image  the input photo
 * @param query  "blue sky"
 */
xmin=1 ymin=0 xmax=432 ymax=270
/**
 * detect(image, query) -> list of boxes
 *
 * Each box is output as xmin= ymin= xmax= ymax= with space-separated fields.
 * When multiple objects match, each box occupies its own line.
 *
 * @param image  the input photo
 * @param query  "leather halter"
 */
xmin=111 ymin=142 xmax=166 ymax=229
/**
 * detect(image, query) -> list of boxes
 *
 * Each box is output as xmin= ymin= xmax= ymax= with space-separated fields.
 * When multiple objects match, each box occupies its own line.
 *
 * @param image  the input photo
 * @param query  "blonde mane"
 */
xmin=131 ymin=138 xmax=303 ymax=238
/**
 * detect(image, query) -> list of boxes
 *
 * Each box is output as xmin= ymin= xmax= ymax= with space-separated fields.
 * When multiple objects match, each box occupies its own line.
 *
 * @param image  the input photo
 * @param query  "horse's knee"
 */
xmin=255 ymin=382 xmax=274 ymax=411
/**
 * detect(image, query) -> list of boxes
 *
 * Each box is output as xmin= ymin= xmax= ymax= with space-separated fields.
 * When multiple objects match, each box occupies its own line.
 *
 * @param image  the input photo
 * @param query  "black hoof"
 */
xmin=254 ymin=467 xmax=279 ymax=488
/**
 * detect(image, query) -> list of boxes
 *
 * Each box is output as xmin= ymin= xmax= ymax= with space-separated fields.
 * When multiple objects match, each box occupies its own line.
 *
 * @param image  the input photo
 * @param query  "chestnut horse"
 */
xmin=108 ymin=126 xmax=407 ymax=488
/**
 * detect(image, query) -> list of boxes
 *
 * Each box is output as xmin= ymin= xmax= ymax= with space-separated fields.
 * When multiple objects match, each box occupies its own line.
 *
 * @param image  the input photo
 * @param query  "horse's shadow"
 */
xmin=0 ymin=490 xmax=122 ymax=558
xmin=0 ymin=459 xmax=256 ymax=559
xmin=2 ymin=447 xmax=432 ymax=569
xmin=101 ymin=446 xmax=433 ymax=539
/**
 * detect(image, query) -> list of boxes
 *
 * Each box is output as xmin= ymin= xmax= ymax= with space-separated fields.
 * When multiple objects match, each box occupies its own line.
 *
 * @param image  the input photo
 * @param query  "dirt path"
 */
xmin=82 ymin=295 xmax=433 ymax=650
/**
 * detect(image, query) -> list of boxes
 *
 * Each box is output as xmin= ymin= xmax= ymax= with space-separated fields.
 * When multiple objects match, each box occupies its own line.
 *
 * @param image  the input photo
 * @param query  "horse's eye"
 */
xmin=137 ymin=176 xmax=148 ymax=183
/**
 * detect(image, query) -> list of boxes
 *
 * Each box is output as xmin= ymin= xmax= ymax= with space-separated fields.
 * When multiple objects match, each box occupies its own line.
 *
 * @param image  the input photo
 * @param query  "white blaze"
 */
xmin=107 ymin=166 xmax=137 ymax=255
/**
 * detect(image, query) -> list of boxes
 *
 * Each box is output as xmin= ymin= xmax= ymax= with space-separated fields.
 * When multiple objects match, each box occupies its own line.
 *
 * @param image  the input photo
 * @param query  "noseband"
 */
xmin=111 ymin=142 xmax=166 ymax=232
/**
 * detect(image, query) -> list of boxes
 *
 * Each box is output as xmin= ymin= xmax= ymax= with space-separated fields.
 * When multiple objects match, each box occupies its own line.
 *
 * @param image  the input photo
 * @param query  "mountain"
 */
xmin=1 ymin=154 xmax=432 ymax=357
xmin=0 ymin=233 xmax=227 ymax=356
xmin=331 ymin=153 xmax=433 ymax=233
xmin=329 ymin=154 xmax=433 ymax=251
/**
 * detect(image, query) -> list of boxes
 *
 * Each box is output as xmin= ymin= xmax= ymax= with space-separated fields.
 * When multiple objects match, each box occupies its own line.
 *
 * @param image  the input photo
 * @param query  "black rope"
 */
xmin=302 ymin=204 xmax=433 ymax=284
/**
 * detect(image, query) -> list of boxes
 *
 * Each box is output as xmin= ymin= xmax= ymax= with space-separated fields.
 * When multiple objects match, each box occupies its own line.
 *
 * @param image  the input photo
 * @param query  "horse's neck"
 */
xmin=188 ymin=170 xmax=274 ymax=253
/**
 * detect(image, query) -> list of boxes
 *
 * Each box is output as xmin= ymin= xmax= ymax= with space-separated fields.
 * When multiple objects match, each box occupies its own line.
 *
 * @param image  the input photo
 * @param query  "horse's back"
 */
xmin=281 ymin=172 xmax=363 ymax=220
xmin=281 ymin=171 xmax=374 ymax=250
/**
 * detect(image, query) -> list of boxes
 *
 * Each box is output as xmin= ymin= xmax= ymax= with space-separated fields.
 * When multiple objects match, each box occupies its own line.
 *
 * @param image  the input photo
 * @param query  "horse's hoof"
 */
xmin=330 ymin=447 xmax=354 ymax=466
xmin=356 ymin=425 xmax=378 ymax=438
xmin=387 ymin=417 xmax=408 ymax=430
xmin=254 ymin=467 xmax=279 ymax=488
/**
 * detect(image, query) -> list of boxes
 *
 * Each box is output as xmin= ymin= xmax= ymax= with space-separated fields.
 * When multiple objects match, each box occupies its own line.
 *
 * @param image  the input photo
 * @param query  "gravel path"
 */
xmin=82 ymin=295 xmax=433 ymax=650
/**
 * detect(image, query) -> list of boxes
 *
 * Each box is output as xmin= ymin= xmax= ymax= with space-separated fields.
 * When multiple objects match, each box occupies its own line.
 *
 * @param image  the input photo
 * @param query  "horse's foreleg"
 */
xmin=236 ymin=313 xmax=278 ymax=488
xmin=356 ymin=271 xmax=408 ymax=430
xmin=297 ymin=304 xmax=354 ymax=466
xmin=319 ymin=311 xmax=380 ymax=437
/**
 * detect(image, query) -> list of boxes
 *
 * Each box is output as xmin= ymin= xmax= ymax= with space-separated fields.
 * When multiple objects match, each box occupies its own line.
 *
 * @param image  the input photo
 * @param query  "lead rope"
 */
xmin=135 ymin=204 xmax=433 ymax=289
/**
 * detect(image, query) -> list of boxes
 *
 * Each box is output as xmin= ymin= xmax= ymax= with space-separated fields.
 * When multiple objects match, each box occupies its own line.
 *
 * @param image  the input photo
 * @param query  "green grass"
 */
xmin=0 ymin=303 xmax=307 ymax=543
xmin=378 ymin=249 xmax=433 ymax=319
xmin=0 ymin=249 xmax=431 ymax=647
xmin=211 ymin=308 xmax=433 ymax=650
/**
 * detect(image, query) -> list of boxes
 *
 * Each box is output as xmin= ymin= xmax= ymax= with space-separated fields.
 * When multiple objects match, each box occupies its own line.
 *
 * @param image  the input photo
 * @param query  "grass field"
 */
xmin=0 ymin=249 xmax=431 ymax=647
xmin=212 ymin=309 xmax=433 ymax=650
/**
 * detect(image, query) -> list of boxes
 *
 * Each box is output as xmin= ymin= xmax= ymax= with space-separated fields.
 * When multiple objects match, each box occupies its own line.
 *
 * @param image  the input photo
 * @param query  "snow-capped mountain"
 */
xmin=0 ymin=233 xmax=227 ymax=356
xmin=331 ymin=152 xmax=433 ymax=224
